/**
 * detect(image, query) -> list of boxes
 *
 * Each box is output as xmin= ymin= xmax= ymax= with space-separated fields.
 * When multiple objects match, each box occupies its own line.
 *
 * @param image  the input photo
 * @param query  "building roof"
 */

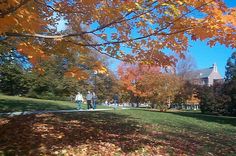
xmin=189 ymin=67 xmax=213 ymax=79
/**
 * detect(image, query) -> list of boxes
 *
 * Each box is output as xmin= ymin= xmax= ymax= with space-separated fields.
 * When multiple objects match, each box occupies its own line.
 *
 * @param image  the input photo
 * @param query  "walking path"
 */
xmin=0 ymin=107 xmax=130 ymax=117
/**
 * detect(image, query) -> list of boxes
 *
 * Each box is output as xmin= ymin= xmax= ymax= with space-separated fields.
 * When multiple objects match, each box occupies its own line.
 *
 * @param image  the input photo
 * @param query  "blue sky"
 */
xmin=57 ymin=0 xmax=235 ymax=77
xmin=109 ymin=41 xmax=235 ymax=77
xmin=108 ymin=0 xmax=236 ymax=77
xmin=188 ymin=41 xmax=234 ymax=77
xmin=183 ymin=0 xmax=236 ymax=77
xmin=186 ymin=0 xmax=235 ymax=77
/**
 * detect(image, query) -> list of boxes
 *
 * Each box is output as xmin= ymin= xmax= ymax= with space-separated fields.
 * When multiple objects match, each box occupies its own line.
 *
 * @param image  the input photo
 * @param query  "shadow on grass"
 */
xmin=0 ymin=98 xmax=74 ymax=113
xmin=0 ymin=112 xmax=164 ymax=155
xmin=1 ymin=111 xmax=236 ymax=155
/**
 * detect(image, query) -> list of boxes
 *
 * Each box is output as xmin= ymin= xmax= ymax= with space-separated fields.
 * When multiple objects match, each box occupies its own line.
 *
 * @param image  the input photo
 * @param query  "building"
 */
xmin=187 ymin=63 xmax=223 ymax=86
xmin=172 ymin=63 xmax=223 ymax=110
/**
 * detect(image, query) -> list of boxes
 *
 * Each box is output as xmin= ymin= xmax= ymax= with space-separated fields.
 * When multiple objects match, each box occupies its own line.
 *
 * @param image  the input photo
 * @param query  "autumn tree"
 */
xmin=118 ymin=63 xmax=142 ymax=107
xmin=118 ymin=63 xmax=161 ymax=107
xmin=141 ymin=73 xmax=182 ymax=110
xmin=1 ymin=0 xmax=236 ymax=79
xmin=118 ymin=63 xmax=182 ymax=110
xmin=0 ymin=47 xmax=109 ymax=100
xmin=173 ymin=81 xmax=196 ymax=106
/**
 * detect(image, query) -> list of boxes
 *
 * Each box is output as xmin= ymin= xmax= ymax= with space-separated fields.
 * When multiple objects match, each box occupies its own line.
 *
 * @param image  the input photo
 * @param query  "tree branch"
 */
xmin=3 ymin=0 xmax=213 ymax=44
xmin=67 ymin=27 xmax=193 ymax=47
xmin=65 ymin=38 xmax=125 ymax=61
xmin=3 ymin=1 xmax=158 ymax=38
xmin=34 ymin=0 xmax=84 ymax=14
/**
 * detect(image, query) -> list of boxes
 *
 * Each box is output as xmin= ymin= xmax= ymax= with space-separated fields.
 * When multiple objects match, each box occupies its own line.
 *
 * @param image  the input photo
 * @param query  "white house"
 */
xmin=188 ymin=63 xmax=223 ymax=86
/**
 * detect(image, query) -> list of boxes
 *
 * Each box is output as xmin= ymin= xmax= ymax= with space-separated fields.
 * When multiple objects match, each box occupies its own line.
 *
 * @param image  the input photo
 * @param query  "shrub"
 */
xmin=197 ymin=83 xmax=231 ymax=116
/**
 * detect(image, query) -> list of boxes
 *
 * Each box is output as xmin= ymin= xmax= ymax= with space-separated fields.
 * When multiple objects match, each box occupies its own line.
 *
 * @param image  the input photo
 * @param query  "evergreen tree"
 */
xmin=225 ymin=52 xmax=236 ymax=81
xmin=224 ymin=52 xmax=236 ymax=115
xmin=0 ymin=48 xmax=32 ymax=95
xmin=0 ymin=63 xmax=31 ymax=95
xmin=197 ymin=83 xmax=231 ymax=115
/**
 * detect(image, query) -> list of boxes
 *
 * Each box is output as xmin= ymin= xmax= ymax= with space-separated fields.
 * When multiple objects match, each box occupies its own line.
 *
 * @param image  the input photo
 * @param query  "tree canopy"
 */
xmin=1 ymin=0 xmax=236 ymax=79
xmin=118 ymin=63 xmax=181 ymax=109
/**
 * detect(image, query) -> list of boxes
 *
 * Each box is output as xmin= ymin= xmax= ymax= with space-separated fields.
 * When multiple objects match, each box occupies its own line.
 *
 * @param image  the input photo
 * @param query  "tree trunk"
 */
xmin=136 ymin=96 xmax=139 ymax=108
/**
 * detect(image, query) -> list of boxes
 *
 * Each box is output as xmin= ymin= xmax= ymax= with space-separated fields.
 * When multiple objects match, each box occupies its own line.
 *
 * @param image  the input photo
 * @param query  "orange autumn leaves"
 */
xmin=1 ymin=0 xmax=108 ymax=79
xmin=0 ymin=0 xmax=47 ymax=34
xmin=64 ymin=67 xmax=89 ymax=80
xmin=0 ymin=0 xmax=236 ymax=80
xmin=118 ymin=63 xmax=181 ymax=107
xmin=118 ymin=63 xmax=161 ymax=97
xmin=17 ymin=42 xmax=48 ymax=63
xmin=64 ymin=62 xmax=107 ymax=80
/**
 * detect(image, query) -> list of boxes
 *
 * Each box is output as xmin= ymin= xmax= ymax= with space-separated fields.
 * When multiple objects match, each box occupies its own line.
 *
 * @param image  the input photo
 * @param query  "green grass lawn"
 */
xmin=0 ymin=94 xmax=108 ymax=113
xmin=0 ymin=95 xmax=236 ymax=155
xmin=116 ymin=110 xmax=236 ymax=155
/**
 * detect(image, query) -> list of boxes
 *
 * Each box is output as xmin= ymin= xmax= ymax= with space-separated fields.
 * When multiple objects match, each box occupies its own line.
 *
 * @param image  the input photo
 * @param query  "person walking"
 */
xmin=113 ymin=93 xmax=119 ymax=110
xmin=105 ymin=100 xmax=108 ymax=106
xmin=92 ymin=92 xmax=97 ymax=109
xmin=86 ymin=91 xmax=93 ymax=110
xmin=75 ymin=92 xmax=84 ymax=110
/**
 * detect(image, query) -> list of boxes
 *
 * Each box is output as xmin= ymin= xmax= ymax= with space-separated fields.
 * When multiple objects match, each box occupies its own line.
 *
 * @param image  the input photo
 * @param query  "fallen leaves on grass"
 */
xmin=0 ymin=112 xmax=235 ymax=156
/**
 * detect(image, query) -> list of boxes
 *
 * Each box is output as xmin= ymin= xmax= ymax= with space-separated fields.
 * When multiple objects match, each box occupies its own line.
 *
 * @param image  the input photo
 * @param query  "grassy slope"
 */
xmin=0 ymin=95 xmax=236 ymax=155
xmin=116 ymin=109 xmax=236 ymax=155
xmin=116 ymin=109 xmax=236 ymax=135
xmin=0 ymin=94 xmax=108 ymax=112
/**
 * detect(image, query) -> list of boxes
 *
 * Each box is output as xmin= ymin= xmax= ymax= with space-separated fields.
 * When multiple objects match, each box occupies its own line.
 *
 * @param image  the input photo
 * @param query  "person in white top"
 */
xmin=75 ymin=92 xmax=84 ymax=110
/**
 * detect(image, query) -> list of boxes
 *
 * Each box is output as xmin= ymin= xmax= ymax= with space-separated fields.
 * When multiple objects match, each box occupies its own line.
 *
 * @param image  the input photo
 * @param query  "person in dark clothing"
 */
xmin=86 ymin=91 xmax=93 ymax=109
xmin=113 ymin=94 xmax=119 ymax=109
xmin=92 ymin=92 xmax=97 ymax=109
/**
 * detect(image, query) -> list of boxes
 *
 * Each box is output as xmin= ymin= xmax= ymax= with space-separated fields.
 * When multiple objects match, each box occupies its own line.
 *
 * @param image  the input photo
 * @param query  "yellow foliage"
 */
xmin=17 ymin=42 xmax=48 ymax=64
xmin=65 ymin=67 xmax=89 ymax=80
xmin=0 ymin=0 xmax=235 ymax=73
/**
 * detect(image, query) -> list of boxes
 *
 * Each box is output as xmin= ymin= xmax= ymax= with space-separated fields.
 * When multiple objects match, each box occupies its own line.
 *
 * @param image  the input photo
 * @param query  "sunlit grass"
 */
xmin=0 ymin=95 xmax=236 ymax=155
xmin=115 ymin=109 xmax=236 ymax=135
xmin=0 ymin=94 xmax=108 ymax=112
xmin=115 ymin=109 xmax=236 ymax=155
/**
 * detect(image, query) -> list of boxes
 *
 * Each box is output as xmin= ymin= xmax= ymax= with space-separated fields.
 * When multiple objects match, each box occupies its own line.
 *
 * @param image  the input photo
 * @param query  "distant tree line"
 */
xmin=0 ymin=48 xmax=119 ymax=102
xmin=118 ymin=52 xmax=236 ymax=116
xmin=1 ymin=44 xmax=235 ymax=116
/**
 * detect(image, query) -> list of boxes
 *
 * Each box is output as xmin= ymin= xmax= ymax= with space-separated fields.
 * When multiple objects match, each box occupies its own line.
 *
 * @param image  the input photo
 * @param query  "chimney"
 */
xmin=213 ymin=63 xmax=217 ymax=72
